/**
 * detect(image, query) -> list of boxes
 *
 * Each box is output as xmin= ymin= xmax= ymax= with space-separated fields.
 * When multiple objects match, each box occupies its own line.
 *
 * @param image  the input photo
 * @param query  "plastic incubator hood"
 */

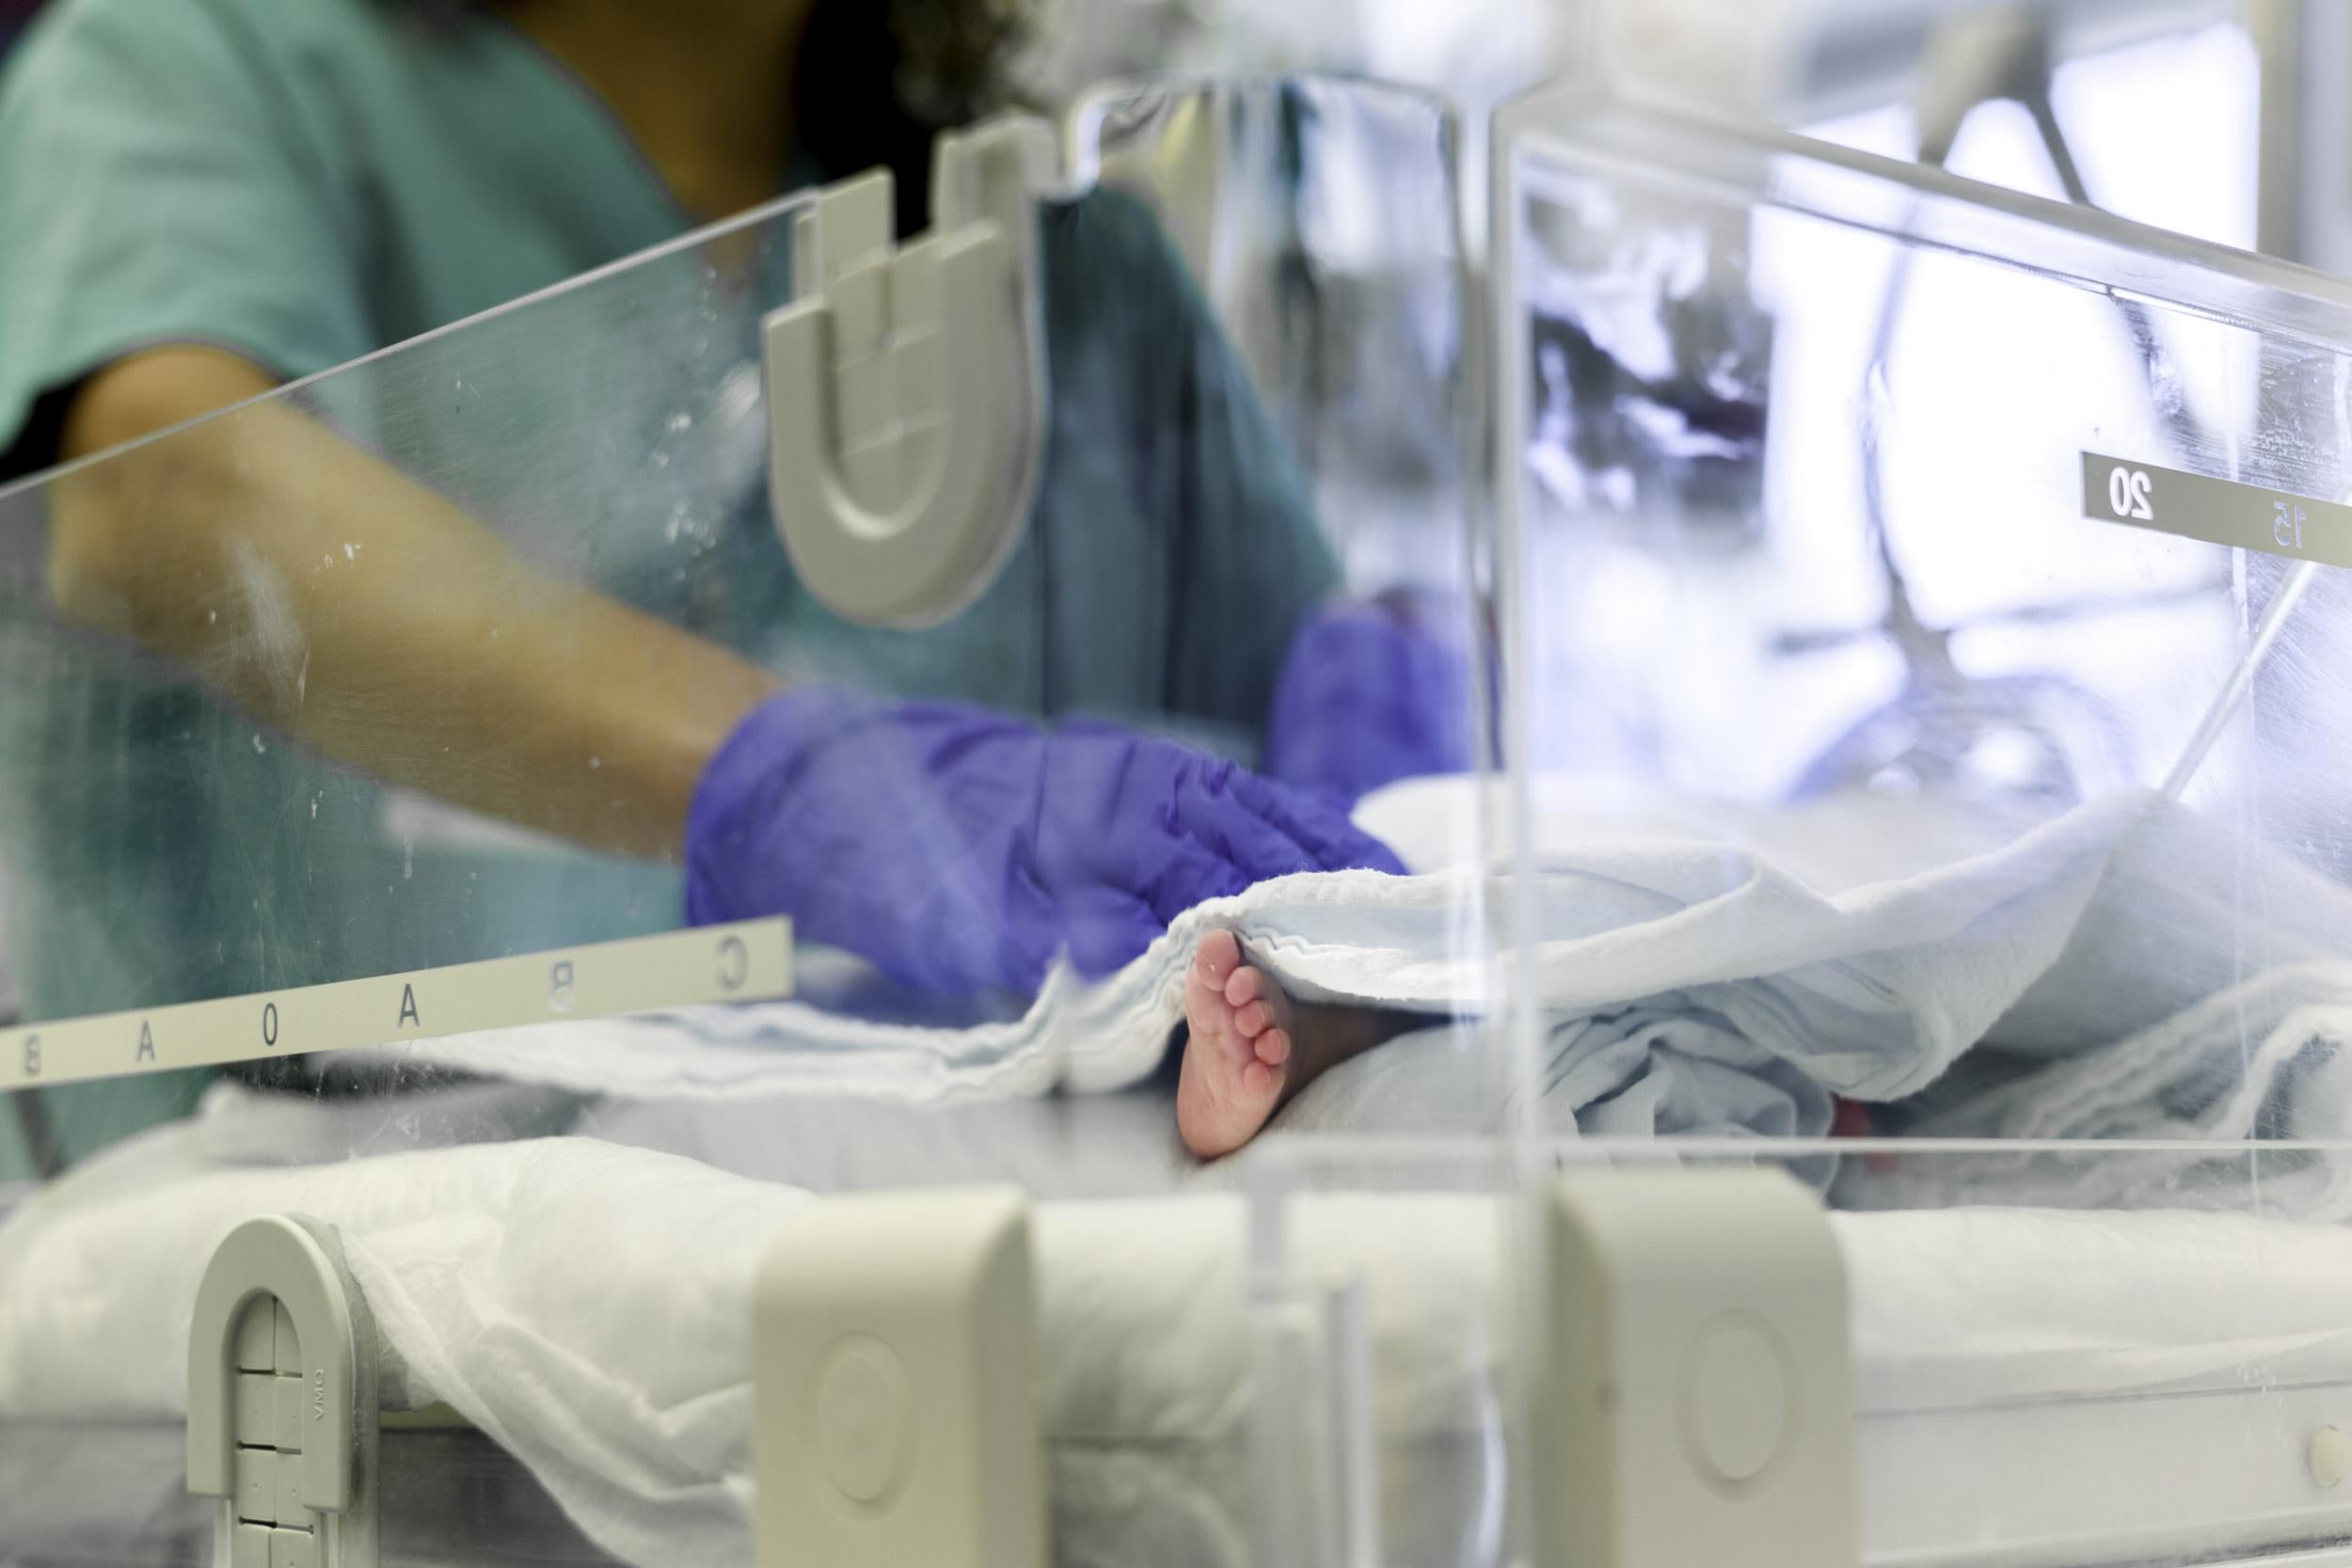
xmin=15 ymin=58 xmax=2352 ymax=1568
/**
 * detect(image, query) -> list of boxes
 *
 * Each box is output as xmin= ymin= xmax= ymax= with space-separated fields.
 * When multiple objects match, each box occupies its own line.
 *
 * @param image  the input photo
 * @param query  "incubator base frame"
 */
xmin=151 ymin=1170 xmax=1860 ymax=1568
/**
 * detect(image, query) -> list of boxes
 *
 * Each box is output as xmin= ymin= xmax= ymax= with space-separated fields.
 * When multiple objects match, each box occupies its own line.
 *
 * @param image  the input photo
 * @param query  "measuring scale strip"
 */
xmin=4 ymin=917 xmax=791 ymax=1088
xmin=2084 ymin=451 xmax=2352 ymax=567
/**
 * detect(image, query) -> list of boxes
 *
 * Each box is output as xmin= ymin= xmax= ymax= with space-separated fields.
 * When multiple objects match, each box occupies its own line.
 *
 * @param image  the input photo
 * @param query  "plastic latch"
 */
xmin=188 ymin=1214 xmax=381 ymax=1568
xmin=751 ymin=1186 xmax=1046 ymax=1568
xmin=1533 ymin=1170 xmax=1858 ymax=1568
xmin=764 ymin=115 xmax=1058 ymax=628
xmin=1248 ymin=1268 xmax=1382 ymax=1568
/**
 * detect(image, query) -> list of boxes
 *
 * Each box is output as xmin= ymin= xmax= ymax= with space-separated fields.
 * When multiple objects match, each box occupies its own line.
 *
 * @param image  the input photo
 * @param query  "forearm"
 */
xmin=53 ymin=365 xmax=778 ymax=859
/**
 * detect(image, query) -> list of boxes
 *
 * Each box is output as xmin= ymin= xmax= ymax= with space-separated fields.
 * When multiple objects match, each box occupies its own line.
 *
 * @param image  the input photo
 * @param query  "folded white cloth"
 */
xmin=1836 ymin=962 xmax=2352 ymax=1214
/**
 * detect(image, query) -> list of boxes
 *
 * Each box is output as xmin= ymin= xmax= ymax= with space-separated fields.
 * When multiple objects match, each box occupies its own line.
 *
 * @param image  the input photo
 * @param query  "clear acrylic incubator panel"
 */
xmin=1073 ymin=74 xmax=1476 ymax=598
xmin=1495 ymin=86 xmax=2352 ymax=858
xmin=0 ymin=75 xmax=1496 ymax=1189
xmin=1488 ymin=88 xmax=2352 ymax=1153
xmin=0 ymin=78 xmax=1512 ymax=1568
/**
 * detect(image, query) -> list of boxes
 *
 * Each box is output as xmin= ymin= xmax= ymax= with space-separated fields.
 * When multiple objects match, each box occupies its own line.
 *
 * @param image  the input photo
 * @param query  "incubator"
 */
xmin=8 ymin=63 xmax=2352 ymax=1568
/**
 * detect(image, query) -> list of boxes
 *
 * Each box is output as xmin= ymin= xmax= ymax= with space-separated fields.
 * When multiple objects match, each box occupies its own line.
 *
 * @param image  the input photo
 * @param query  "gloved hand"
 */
xmin=1261 ymin=594 xmax=1478 ymax=806
xmin=685 ymin=687 xmax=1406 ymax=995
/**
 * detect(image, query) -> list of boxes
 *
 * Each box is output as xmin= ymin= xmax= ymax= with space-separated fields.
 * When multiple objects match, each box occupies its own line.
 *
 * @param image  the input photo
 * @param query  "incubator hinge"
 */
xmin=751 ymin=1185 xmax=1047 ymax=1568
xmin=764 ymin=115 xmax=1059 ymax=628
xmin=1534 ymin=1169 xmax=1858 ymax=1568
xmin=187 ymin=1213 xmax=381 ymax=1568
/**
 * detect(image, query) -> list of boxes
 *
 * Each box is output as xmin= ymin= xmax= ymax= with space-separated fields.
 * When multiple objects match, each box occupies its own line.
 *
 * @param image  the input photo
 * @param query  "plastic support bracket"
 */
xmin=1247 ymin=1268 xmax=1382 ymax=1568
xmin=188 ymin=1214 xmax=380 ymax=1568
xmin=1533 ymin=1169 xmax=1858 ymax=1568
xmin=752 ymin=1186 xmax=1046 ymax=1568
xmin=764 ymin=115 xmax=1059 ymax=628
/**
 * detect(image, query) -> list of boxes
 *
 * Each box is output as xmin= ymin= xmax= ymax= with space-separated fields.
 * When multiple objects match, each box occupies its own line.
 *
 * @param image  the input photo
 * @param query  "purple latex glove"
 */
xmin=685 ymin=687 xmax=1406 ymax=995
xmin=1262 ymin=595 xmax=1477 ymax=805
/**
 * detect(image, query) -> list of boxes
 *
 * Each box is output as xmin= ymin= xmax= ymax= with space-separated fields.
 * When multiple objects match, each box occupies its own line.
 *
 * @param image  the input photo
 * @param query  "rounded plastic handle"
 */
xmin=186 ymin=1214 xmax=365 ymax=1516
xmin=764 ymin=118 xmax=1055 ymax=628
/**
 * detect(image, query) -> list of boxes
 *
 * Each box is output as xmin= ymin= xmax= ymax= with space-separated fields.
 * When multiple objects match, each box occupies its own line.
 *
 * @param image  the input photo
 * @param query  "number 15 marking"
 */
xmin=2277 ymin=499 xmax=2308 ymax=550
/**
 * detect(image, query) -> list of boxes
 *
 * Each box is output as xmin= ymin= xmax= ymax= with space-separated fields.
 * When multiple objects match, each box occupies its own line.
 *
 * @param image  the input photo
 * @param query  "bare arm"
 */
xmin=52 ymin=346 xmax=782 ymax=860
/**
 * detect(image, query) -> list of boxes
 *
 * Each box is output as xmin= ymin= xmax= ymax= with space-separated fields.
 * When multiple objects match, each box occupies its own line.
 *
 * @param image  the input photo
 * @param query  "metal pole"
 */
xmin=2254 ymin=0 xmax=2352 ymax=271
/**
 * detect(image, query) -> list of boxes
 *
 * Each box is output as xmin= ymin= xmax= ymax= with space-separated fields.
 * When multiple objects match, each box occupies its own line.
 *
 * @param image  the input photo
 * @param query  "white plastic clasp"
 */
xmin=752 ymin=1186 xmax=1046 ymax=1568
xmin=188 ymin=1214 xmax=380 ymax=1568
xmin=1533 ymin=1170 xmax=1857 ymax=1568
xmin=764 ymin=115 xmax=1058 ymax=627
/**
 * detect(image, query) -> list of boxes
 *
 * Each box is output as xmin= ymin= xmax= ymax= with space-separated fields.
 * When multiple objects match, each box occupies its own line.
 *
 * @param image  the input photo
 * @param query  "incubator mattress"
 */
xmin=7 ymin=1140 xmax=2352 ymax=1568
xmin=1845 ymin=1207 xmax=2352 ymax=1565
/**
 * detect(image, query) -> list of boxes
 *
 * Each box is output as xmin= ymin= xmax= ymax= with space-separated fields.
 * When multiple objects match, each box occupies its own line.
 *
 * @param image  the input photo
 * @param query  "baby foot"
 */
xmin=1177 ymin=928 xmax=1295 ymax=1159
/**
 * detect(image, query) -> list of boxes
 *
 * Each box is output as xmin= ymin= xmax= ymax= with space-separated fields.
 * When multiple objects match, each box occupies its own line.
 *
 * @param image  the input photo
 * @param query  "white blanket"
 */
xmin=13 ymin=1130 xmax=2352 ymax=1568
xmin=376 ymin=779 xmax=2352 ymax=1148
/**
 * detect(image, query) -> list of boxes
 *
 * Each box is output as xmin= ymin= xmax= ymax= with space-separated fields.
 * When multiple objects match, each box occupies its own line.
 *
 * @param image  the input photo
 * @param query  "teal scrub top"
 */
xmin=0 ymin=0 xmax=1340 ymax=1165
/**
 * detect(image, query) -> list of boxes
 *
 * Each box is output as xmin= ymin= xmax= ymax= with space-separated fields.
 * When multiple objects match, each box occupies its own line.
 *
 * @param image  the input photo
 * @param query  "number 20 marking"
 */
xmin=2108 ymin=466 xmax=2154 ymax=521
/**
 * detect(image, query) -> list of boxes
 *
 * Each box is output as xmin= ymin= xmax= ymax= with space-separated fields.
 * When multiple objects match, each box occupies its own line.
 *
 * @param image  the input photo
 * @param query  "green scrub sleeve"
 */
xmin=1164 ymin=261 xmax=1346 ymax=732
xmin=1040 ymin=189 xmax=1344 ymax=737
xmin=0 ymin=0 xmax=373 ymax=480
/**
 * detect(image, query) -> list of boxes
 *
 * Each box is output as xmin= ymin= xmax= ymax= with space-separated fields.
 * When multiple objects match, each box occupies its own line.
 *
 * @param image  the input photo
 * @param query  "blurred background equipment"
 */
xmin=1009 ymin=0 xmax=2295 ymax=258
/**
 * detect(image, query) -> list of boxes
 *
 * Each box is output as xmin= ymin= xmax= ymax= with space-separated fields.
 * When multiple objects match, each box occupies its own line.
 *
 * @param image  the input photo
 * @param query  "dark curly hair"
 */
xmin=794 ymin=0 xmax=1030 ymax=235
